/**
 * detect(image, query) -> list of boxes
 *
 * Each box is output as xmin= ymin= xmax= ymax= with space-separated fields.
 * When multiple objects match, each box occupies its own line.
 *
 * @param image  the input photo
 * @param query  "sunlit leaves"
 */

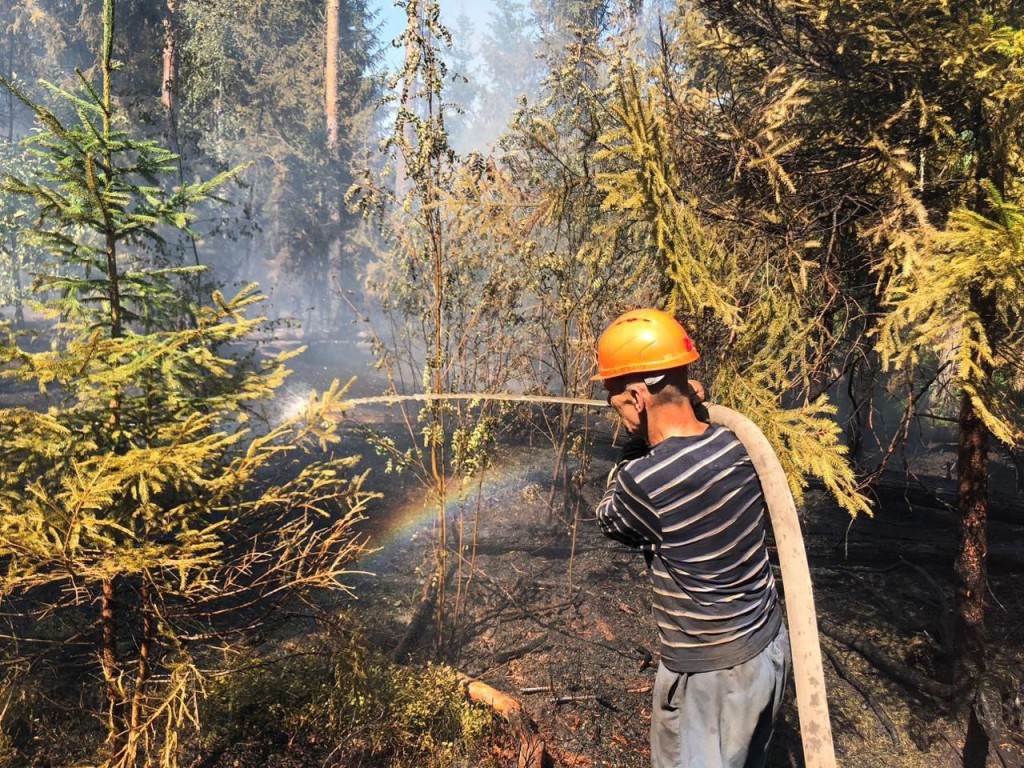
xmin=597 ymin=64 xmax=740 ymax=327
xmin=876 ymin=183 xmax=1024 ymax=445
xmin=0 ymin=18 xmax=374 ymax=761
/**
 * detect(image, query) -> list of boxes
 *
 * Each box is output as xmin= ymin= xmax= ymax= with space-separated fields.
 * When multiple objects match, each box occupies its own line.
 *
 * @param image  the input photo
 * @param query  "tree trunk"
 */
xmin=9 ymin=238 xmax=23 ymax=327
xmin=957 ymin=96 xmax=1001 ymax=763
xmin=161 ymin=0 xmax=178 ymax=112
xmin=126 ymin=578 xmax=154 ymax=761
xmin=323 ymin=0 xmax=342 ymax=334
xmin=954 ymin=386 xmax=989 ymax=703
xmin=100 ymin=5 xmax=126 ymax=753
xmin=101 ymin=578 xmax=124 ymax=751
xmin=325 ymin=0 xmax=340 ymax=150
xmin=457 ymin=674 xmax=549 ymax=768
xmin=956 ymin=285 xmax=997 ymax=768
xmin=5 ymin=27 xmax=14 ymax=142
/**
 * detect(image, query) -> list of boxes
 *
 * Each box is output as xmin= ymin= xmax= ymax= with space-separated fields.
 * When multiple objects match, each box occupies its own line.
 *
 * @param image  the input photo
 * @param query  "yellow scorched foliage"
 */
xmin=597 ymin=59 xmax=870 ymax=517
xmin=0 ymin=288 xmax=378 ymax=766
xmin=876 ymin=183 xmax=1024 ymax=446
xmin=596 ymin=65 xmax=740 ymax=328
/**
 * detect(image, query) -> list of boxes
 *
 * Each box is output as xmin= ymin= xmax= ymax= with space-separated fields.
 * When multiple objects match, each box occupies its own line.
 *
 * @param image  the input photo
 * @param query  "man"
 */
xmin=593 ymin=308 xmax=790 ymax=768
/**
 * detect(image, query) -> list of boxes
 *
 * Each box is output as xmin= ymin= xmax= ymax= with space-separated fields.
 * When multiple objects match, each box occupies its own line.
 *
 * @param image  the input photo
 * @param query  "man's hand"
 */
xmin=607 ymin=435 xmax=649 ymax=487
xmin=688 ymin=379 xmax=705 ymax=402
xmin=688 ymin=379 xmax=710 ymax=423
xmin=618 ymin=435 xmax=649 ymax=463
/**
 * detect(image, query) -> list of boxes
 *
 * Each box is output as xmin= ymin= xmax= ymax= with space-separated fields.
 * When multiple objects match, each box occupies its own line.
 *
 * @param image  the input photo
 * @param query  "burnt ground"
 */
xmin=273 ymin=339 xmax=1024 ymax=768
xmin=348 ymin=437 xmax=1024 ymax=768
xmin=2 ymin=335 xmax=1020 ymax=767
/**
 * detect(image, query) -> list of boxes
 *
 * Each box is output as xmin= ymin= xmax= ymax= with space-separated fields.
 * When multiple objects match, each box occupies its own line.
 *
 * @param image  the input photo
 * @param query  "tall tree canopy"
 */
xmin=657 ymin=0 xmax=1024 ymax=761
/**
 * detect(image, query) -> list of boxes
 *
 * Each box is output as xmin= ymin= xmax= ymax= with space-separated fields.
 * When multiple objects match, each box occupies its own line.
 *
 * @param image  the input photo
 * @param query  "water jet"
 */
xmin=336 ymin=390 xmax=837 ymax=768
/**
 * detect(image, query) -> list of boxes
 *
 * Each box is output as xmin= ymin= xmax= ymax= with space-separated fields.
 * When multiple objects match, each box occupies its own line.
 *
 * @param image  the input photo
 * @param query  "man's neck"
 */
xmin=646 ymin=403 xmax=708 ymax=445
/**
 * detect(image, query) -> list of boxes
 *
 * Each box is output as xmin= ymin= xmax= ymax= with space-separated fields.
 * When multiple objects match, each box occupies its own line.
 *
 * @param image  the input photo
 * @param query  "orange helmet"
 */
xmin=592 ymin=308 xmax=699 ymax=381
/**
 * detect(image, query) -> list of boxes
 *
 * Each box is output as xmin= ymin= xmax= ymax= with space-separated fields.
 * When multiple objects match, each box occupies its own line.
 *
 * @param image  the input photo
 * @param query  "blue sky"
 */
xmin=366 ymin=0 xmax=536 ymax=154
xmin=371 ymin=0 xmax=513 ymax=68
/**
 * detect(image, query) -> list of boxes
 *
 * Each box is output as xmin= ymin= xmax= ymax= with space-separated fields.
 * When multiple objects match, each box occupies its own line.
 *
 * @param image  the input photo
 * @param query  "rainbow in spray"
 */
xmin=359 ymin=448 xmax=560 ymax=569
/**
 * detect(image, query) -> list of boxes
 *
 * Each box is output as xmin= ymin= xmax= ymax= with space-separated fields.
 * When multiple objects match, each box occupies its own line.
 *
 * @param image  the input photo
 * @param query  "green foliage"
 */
xmin=0 ymin=141 xmax=41 ymax=325
xmin=474 ymin=14 xmax=654 ymax=499
xmin=0 ymin=4 xmax=375 ymax=764
xmin=876 ymin=183 xmax=1024 ymax=445
xmin=595 ymin=56 xmax=869 ymax=516
xmin=693 ymin=0 xmax=1024 ymax=429
xmin=596 ymin=64 xmax=739 ymax=326
xmin=203 ymin=631 xmax=495 ymax=768
xmin=451 ymin=415 xmax=498 ymax=476
xmin=351 ymin=0 xmax=521 ymax=500
xmin=681 ymin=0 xmax=1024 ymax=702
xmin=467 ymin=0 xmax=544 ymax=150
xmin=0 ymin=68 xmax=244 ymax=333
xmin=176 ymin=0 xmax=378 ymax=333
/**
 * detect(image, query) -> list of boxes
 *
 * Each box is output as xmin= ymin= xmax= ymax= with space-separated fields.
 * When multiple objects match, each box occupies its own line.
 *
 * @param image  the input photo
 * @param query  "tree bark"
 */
xmin=457 ymin=673 xmax=549 ymax=768
xmin=161 ymin=0 xmax=178 ymax=112
xmin=5 ymin=26 xmax=14 ymax=142
xmin=101 ymin=577 xmax=124 ymax=751
xmin=322 ymin=0 xmax=343 ymax=334
xmin=954 ymin=376 xmax=989 ymax=699
xmin=956 ymin=94 xmax=1000 ymax=738
xmin=325 ymin=0 xmax=340 ymax=149
xmin=956 ymin=286 xmax=997 ymax=768
xmin=10 ymin=241 xmax=23 ymax=327
xmin=130 ymin=578 xmax=154 ymax=733
xmin=100 ymin=5 xmax=126 ymax=753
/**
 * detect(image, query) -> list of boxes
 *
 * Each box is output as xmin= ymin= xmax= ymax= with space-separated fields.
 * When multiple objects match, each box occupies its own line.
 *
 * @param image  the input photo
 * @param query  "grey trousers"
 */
xmin=650 ymin=625 xmax=791 ymax=768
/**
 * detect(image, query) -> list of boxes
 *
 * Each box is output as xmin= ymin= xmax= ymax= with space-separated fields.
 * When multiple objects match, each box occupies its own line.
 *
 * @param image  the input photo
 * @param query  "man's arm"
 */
xmin=595 ymin=441 xmax=661 ymax=549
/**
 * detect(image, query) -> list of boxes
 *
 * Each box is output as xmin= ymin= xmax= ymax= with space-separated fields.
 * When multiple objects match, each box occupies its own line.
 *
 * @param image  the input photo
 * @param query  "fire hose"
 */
xmin=335 ymin=392 xmax=837 ymax=766
xmin=707 ymin=404 xmax=837 ymax=768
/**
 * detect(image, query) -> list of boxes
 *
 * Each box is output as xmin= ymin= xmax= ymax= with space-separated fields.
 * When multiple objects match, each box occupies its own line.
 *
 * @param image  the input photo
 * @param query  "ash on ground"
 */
xmin=351 ymin=442 xmax=1024 ymax=768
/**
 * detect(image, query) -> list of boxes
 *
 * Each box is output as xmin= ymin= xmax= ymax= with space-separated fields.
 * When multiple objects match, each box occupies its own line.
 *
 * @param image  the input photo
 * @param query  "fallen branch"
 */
xmin=457 ymin=673 xmax=550 ymax=768
xmin=973 ymin=676 xmax=1024 ymax=768
xmin=820 ymin=621 xmax=952 ymax=701
xmin=822 ymin=643 xmax=901 ymax=746
xmin=493 ymin=634 xmax=549 ymax=666
xmin=553 ymin=694 xmax=617 ymax=710
xmin=897 ymin=557 xmax=955 ymax=659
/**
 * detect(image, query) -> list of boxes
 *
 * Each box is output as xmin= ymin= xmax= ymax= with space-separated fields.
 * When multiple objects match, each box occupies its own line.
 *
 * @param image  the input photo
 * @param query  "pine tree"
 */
xmin=0 ymin=2 xmax=372 ymax=763
xmin=596 ymin=59 xmax=869 ymax=517
xmin=674 ymin=0 xmax=1024 ymax=759
xmin=0 ymin=140 xmax=38 ymax=327
xmin=177 ymin=0 xmax=379 ymax=333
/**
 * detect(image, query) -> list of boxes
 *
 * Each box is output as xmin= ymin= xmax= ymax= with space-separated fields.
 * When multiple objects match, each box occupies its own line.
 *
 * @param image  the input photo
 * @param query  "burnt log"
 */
xmin=457 ymin=673 xmax=551 ymax=768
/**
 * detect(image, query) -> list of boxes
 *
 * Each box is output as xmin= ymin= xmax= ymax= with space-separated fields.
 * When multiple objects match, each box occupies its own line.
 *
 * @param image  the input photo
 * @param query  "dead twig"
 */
xmin=552 ymin=693 xmax=617 ymax=710
xmin=822 ymin=643 xmax=901 ymax=746
xmin=493 ymin=634 xmax=549 ymax=666
xmin=820 ymin=621 xmax=953 ymax=701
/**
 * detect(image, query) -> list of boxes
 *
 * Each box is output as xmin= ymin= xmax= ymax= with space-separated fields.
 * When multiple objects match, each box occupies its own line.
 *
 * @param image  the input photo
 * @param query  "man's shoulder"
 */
xmin=623 ymin=425 xmax=750 ymax=483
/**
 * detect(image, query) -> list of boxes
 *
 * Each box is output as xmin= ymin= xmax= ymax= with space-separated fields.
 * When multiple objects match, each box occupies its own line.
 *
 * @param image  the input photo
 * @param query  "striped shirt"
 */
xmin=596 ymin=425 xmax=782 ymax=673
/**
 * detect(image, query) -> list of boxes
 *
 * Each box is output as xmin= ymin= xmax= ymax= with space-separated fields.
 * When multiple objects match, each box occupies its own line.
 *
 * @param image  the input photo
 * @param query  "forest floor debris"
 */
xmin=351 ymin=443 xmax=1024 ymax=768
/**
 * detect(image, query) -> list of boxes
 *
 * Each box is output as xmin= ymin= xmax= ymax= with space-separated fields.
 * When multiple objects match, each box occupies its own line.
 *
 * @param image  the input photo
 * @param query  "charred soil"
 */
xmin=351 ymin=442 xmax=1024 ymax=768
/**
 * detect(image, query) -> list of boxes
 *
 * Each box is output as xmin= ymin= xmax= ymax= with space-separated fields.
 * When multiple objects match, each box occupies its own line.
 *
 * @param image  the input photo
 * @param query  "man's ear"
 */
xmin=629 ymin=385 xmax=646 ymax=413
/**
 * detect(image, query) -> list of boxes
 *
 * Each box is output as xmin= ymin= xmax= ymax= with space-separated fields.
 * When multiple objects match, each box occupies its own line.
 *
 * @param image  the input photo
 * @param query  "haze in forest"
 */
xmin=1 ymin=2 xmax=1023 ymax=767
